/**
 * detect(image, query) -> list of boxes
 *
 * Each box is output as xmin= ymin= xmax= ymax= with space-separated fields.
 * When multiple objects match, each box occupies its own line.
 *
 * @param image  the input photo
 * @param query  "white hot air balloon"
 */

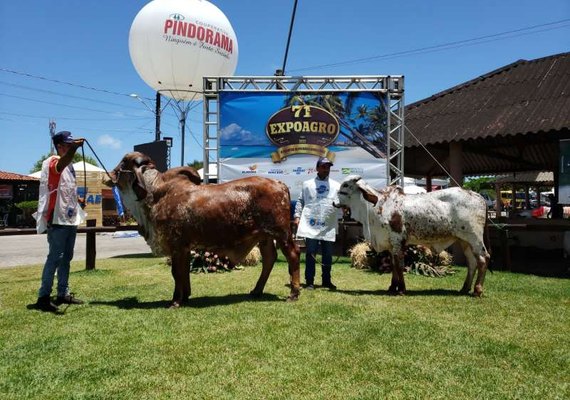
xmin=129 ymin=0 xmax=239 ymax=101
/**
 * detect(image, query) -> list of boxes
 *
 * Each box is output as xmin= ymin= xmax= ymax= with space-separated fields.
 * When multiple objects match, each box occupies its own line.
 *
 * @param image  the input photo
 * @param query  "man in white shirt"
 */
xmin=293 ymin=157 xmax=340 ymax=290
xmin=35 ymin=131 xmax=86 ymax=312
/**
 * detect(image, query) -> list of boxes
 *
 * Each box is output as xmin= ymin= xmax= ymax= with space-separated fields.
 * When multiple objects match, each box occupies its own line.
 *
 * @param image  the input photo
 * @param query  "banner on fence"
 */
xmin=218 ymin=91 xmax=389 ymax=199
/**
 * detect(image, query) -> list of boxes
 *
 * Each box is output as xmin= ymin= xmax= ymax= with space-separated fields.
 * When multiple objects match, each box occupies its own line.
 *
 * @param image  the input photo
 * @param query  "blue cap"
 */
xmin=316 ymin=157 xmax=333 ymax=167
xmin=52 ymin=131 xmax=74 ymax=146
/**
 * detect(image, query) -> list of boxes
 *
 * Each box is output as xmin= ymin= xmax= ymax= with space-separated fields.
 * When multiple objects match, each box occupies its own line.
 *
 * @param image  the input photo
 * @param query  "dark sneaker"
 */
xmin=322 ymin=282 xmax=337 ymax=291
xmin=55 ymin=294 xmax=84 ymax=305
xmin=304 ymin=283 xmax=315 ymax=290
xmin=36 ymin=296 xmax=58 ymax=312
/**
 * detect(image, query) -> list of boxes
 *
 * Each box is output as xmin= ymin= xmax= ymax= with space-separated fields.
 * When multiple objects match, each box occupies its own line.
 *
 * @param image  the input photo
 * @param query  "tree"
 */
xmin=187 ymin=160 xmax=203 ymax=170
xmin=30 ymin=153 xmax=99 ymax=173
xmin=283 ymin=92 xmax=387 ymax=159
xmin=463 ymin=176 xmax=494 ymax=193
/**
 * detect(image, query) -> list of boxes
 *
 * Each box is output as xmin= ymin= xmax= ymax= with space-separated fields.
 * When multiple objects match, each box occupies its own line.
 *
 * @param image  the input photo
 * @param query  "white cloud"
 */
xmin=98 ymin=134 xmax=122 ymax=150
xmin=220 ymin=123 xmax=256 ymax=144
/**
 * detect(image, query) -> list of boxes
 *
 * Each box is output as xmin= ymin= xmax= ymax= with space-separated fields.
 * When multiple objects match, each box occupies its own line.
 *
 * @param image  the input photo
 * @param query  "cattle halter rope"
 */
xmin=403 ymin=123 xmax=505 ymax=232
xmin=82 ymin=139 xmax=115 ymax=182
xmin=79 ymin=144 xmax=87 ymax=208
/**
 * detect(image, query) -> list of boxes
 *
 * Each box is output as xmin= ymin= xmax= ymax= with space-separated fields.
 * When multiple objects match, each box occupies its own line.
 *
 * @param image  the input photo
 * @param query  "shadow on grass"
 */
xmin=109 ymin=253 xmax=156 ymax=259
xmin=25 ymin=303 xmax=77 ymax=315
xmin=90 ymin=293 xmax=283 ymax=309
xmin=334 ymin=288 xmax=462 ymax=297
xmin=401 ymin=288 xmax=463 ymax=297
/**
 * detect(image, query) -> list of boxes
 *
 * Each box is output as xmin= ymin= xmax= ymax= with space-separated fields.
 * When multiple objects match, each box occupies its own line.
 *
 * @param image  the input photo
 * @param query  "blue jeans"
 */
xmin=38 ymin=225 xmax=77 ymax=298
xmin=304 ymin=238 xmax=333 ymax=285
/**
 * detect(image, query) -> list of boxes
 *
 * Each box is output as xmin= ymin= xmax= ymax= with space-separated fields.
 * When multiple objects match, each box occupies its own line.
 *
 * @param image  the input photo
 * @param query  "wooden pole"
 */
xmin=86 ymin=219 xmax=96 ymax=270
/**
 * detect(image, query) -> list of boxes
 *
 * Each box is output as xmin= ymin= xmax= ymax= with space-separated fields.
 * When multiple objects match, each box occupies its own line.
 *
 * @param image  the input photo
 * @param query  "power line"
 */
xmin=0 ymin=67 xmax=133 ymax=97
xmin=0 ymin=75 xmax=192 ymax=121
xmin=0 ymin=110 xmax=149 ymax=122
xmin=0 ymin=93 xmax=147 ymax=116
xmin=289 ymin=18 xmax=570 ymax=72
xmin=0 ymin=80 xmax=144 ymax=110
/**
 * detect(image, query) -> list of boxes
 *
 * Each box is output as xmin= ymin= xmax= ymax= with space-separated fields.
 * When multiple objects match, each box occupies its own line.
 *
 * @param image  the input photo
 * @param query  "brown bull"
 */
xmin=107 ymin=152 xmax=301 ymax=307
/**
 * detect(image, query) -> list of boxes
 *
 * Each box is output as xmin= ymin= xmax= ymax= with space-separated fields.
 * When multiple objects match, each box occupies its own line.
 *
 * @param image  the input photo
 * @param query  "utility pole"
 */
xmin=180 ymin=109 xmax=186 ymax=166
xmin=130 ymin=93 xmax=162 ymax=141
xmin=155 ymin=92 xmax=161 ymax=142
xmin=49 ymin=120 xmax=56 ymax=154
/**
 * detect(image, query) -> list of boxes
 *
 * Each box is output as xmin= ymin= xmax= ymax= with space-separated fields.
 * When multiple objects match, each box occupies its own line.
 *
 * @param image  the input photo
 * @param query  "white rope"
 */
xmin=403 ymin=123 xmax=461 ymax=187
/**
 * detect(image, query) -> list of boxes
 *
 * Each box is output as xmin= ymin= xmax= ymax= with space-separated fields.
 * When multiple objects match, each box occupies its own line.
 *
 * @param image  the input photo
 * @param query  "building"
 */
xmin=0 ymin=171 xmax=40 ymax=227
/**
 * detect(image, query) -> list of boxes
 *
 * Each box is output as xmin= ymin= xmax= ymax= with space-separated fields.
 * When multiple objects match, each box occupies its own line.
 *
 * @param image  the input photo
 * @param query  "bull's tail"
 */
xmin=484 ymin=210 xmax=493 ymax=273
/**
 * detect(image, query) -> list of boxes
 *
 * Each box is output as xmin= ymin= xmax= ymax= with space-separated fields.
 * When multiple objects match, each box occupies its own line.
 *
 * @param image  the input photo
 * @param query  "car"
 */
xmin=480 ymin=193 xmax=495 ymax=209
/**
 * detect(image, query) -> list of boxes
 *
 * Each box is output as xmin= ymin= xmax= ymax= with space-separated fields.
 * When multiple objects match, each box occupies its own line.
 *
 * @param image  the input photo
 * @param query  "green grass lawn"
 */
xmin=1 ymin=256 xmax=568 ymax=400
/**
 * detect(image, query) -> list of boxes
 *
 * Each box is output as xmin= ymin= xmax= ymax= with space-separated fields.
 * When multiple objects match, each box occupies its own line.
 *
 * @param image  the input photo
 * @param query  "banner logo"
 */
xmin=266 ymin=105 xmax=339 ymax=162
xmin=163 ymin=15 xmax=234 ymax=54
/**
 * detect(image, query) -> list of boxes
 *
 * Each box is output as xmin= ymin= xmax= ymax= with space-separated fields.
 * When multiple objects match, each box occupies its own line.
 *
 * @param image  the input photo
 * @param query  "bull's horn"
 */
xmin=102 ymin=173 xmax=117 ymax=187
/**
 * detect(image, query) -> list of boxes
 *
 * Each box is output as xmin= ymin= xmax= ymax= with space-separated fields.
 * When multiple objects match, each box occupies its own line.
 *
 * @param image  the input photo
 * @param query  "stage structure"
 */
xmin=202 ymin=75 xmax=404 ymax=198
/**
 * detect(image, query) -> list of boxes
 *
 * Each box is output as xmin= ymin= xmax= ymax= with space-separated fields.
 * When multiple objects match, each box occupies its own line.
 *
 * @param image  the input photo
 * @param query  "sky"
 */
xmin=0 ymin=0 xmax=568 ymax=175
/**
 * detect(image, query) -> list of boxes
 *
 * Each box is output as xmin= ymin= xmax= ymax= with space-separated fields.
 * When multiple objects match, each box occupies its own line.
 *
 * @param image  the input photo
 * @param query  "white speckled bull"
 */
xmin=106 ymin=152 xmax=301 ymax=307
xmin=334 ymin=175 xmax=490 ymax=296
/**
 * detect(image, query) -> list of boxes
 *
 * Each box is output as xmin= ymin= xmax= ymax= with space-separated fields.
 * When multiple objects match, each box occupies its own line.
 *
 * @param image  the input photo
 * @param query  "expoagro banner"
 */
xmin=218 ymin=91 xmax=389 ymax=199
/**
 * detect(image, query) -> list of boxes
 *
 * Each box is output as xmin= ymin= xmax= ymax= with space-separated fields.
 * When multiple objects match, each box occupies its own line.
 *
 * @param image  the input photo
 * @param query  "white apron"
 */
xmin=296 ymin=177 xmax=340 ymax=242
xmin=34 ymin=157 xmax=85 ymax=233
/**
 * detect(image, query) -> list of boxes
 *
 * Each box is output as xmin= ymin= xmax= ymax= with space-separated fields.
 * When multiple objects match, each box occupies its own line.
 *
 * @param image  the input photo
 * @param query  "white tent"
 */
xmin=72 ymin=161 xmax=104 ymax=173
xmin=403 ymin=184 xmax=427 ymax=194
xmin=28 ymin=161 xmax=103 ymax=178
xmin=403 ymin=177 xmax=427 ymax=194
xmin=197 ymin=164 xmax=218 ymax=181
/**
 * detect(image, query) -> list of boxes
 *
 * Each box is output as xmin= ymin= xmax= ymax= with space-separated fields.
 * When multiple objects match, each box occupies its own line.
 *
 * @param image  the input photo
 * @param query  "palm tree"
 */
xmin=283 ymin=92 xmax=387 ymax=158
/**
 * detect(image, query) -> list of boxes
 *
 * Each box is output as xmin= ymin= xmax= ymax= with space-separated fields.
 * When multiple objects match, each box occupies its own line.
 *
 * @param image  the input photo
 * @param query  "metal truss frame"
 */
xmin=203 ymin=75 xmax=405 ymax=185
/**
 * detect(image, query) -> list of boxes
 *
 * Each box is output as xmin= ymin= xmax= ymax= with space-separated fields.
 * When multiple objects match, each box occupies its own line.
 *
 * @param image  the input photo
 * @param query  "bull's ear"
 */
xmin=356 ymin=180 xmax=378 ymax=205
xmin=133 ymin=166 xmax=148 ymax=200
xmin=132 ymin=181 xmax=147 ymax=201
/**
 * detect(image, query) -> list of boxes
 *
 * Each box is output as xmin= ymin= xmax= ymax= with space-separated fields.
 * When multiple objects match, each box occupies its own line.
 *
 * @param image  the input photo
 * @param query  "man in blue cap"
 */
xmin=34 ymin=131 xmax=86 ymax=312
xmin=293 ymin=157 xmax=341 ymax=290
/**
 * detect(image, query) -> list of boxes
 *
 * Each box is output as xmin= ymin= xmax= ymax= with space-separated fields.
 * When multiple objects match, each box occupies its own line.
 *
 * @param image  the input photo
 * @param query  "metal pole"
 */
xmin=180 ymin=110 xmax=186 ymax=166
xmin=281 ymin=0 xmax=298 ymax=74
xmin=155 ymin=92 xmax=161 ymax=141
xmin=49 ymin=120 xmax=56 ymax=154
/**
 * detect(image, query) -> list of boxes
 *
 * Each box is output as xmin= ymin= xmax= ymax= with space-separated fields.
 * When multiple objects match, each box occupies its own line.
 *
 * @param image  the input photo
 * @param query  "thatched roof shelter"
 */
xmin=404 ymin=52 xmax=570 ymax=188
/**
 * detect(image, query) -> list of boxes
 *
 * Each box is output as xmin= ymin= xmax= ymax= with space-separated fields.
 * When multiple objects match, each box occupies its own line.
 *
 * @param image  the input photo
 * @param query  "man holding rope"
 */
xmin=34 ymin=131 xmax=86 ymax=312
xmin=294 ymin=157 xmax=341 ymax=290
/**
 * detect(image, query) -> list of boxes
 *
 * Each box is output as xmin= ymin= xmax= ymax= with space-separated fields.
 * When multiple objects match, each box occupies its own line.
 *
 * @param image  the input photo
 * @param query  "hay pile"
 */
xmin=167 ymin=246 xmax=262 ymax=273
xmin=348 ymin=242 xmax=373 ymax=269
xmin=240 ymin=246 xmax=261 ymax=266
xmin=348 ymin=242 xmax=455 ymax=277
xmin=405 ymin=245 xmax=455 ymax=277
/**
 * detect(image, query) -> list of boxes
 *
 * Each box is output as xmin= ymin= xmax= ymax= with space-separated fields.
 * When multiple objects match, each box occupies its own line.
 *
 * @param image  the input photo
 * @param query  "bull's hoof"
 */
xmin=286 ymin=291 xmax=300 ymax=302
xmin=387 ymin=286 xmax=405 ymax=296
xmin=474 ymin=284 xmax=483 ymax=295
xmin=388 ymin=285 xmax=398 ymax=294
xmin=459 ymin=288 xmax=470 ymax=295
xmin=249 ymin=290 xmax=263 ymax=299
xmin=168 ymin=301 xmax=181 ymax=309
